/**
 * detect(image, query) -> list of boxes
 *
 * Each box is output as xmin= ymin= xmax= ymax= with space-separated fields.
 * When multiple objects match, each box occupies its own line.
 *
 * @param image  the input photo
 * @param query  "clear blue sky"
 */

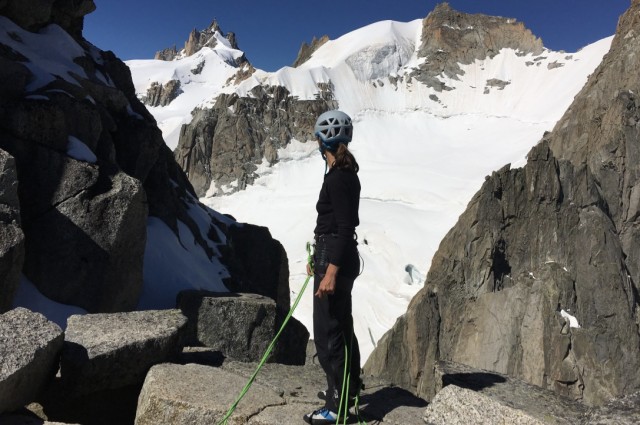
xmin=84 ymin=0 xmax=630 ymax=71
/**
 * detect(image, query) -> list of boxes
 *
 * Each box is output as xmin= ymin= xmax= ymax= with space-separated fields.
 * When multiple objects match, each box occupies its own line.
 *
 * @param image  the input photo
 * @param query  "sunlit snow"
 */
xmin=6 ymin=16 xmax=611 ymax=366
xmin=127 ymin=20 xmax=611 ymax=364
xmin=561 ymin=309 xmax=581 ymax=328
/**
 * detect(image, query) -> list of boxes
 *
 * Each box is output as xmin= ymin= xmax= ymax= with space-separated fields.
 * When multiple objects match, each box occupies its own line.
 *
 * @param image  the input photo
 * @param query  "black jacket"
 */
xmin=314 ymin=167 xmax=360 ymax=267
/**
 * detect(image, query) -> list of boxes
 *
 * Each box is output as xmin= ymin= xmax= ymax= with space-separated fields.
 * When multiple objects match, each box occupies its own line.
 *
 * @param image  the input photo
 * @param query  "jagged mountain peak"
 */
xmin=293 ymin=34 xmax=330 ymax=67
xmin=412 ymin=2 xmax=544 ymax=88
xmin=154 ymin=18 xmax=248 ymax=67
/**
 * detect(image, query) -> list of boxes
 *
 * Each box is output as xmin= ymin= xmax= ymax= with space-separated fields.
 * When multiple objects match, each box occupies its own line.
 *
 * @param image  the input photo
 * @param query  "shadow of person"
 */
xmin=355 ymin=385 xmax=428 ymax=422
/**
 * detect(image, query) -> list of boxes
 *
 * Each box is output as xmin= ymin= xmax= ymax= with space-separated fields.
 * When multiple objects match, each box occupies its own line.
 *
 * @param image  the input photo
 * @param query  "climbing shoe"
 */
xmin=303 ymin=407 xmax=338 ymax=424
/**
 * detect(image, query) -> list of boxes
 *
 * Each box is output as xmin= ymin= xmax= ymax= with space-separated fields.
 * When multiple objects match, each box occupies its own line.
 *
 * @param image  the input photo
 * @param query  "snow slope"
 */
xmin=127 ymin=19 xmax=612 ymax=364
xmin=7 ymin=14 xmax=610 ymax=366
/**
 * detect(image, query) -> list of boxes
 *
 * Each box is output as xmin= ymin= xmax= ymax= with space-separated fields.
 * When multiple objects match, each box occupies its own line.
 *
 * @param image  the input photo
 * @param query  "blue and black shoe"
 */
xmin=303 ymin=407 xmax=338 ymax=424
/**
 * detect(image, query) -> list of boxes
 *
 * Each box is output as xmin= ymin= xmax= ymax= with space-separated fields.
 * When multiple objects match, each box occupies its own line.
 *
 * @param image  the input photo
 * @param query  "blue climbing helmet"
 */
xmin=314 ymin=110 xmax=353 ymax=152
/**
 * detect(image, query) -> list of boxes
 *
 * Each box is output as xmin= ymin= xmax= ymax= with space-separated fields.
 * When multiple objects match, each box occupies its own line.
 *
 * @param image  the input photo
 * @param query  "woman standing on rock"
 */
xmin=304 ymin=110 xmax=362 ymax=425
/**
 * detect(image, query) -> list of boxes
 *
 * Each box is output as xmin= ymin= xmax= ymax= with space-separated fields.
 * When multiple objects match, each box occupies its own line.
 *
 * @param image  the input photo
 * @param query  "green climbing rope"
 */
xmin=218 ymin=241 xmax=368 ymax=425
xmin=217 ymin=242 xmax=315 ymax=425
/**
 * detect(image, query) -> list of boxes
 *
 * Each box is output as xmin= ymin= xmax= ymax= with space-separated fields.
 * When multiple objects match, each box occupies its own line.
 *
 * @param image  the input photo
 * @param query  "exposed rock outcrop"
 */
xmin=0 ymin=149 xmax=23 ymax=312
xmin=220 ymin=223 xmax=290 ymax=310
xmin=412 ymin=3 xmax=544 ymax=90
xmin=134 ymin=362 xmax=427 ymax=425
xmin=0 ymin=0 xmax=95 ymax=38
xmin=143 ymin=79 xmax=182 ymax=107
xmin=424 ymin=361 xmax=640 ymax=424
xmin=154 ymin=45 xmax=177 ymax=61
xmin=60 ymin=310 xmax=187 ymax=395
xmin=0 ymin=308 xmax=63 ymax=414
xmin=175 ymin=84 xmax=337 ymax=196
xmin=425 ymin=386 xmax=550 ymax=425
xmin=0 ymin=3 xmax=288 ymax=313
xmin=135 ymin=363 xmax=284 ymax=425
xmin=177 ymin=292 xmax=309 ymax=365
xmin=292 ymin=35 xmax=330 ymax=67
xmin=427 ymin=361 xmax=587 ymax=424
xmin=366 ymin=0 xmax=640 ymax=407
xmin=155 ymin=19 xmax=247 ymax=66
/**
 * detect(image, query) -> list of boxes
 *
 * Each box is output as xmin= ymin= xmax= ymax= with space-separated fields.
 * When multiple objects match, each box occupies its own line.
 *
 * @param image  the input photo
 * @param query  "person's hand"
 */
xmin=315 ymin=264 xmax=339 ymax=298
xmin=306 ymin=262 xmax=312 ymax=276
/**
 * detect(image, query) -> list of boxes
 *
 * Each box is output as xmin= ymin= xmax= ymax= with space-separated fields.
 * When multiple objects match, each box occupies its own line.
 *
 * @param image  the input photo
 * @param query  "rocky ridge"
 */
xmin=366 ymin=0 xmax=640 ymax=408
xmin=2 ymin=304 xmax=638 ymax=424
xmin=175 ymin=83 xmax=336 ymax=196
xmin=0 ymin=0 xmax=289 ymax=316
xmin=292 ymin=35 xmax=330 ymax=67
xmin=412 ymin=2 xmax=544 ymax=90
xmin=172 ymin=3 xmax=554 ymax=196
xmin=154 ymin=19 xmax=245 ymax=64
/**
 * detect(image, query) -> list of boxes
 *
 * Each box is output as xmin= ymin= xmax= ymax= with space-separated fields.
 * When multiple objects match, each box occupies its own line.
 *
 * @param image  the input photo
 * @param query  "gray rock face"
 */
xmin=60 ymin=310 xmax=187 ymax=395
xmin=220 ymin=223 xmax=291 ymax=311
xmin=0 ymin=149 xmax=23 ymax=312
xmin=428 ymin=361 xmax=587 ymax=424
xmin=0 ymin=6 xmax=259 ymax=313
xmin=0 ymin=0 xmax=95 ymax=38
xmin=366 ymin=1 xmax=640 ymax=407
xmin=424 ymin=385 xmax=547 ymax=425
xmin=135 ymin=363 xmax=284 ymax=425
xmin=423 ymin=362 xmax=640 ymax=425
xmin=155 ymin=19 xmax=247 ymax=66
xmin=143 ymin=79 xmax=182 ymax=107
xmin=22 ymin=162 xmax=147 ymax=312
xmin=134 ymin=362 xmax=428 ymax=425
xmin=177 ymin=292 xmax=308 ymax=365
xmin=0 ymin=308 xmax=63 ymax=414
xmin=412 ymin=3 xmax=544 ymax=90
xmin=293 ymin=35 xmax=330 ymax=67
xmin=154 ymin=45 xmax=177 ymax=61
xmin=365 ymin=289 xmax=440 ymax=396
xmin=584 ymin=392 xmax=640 ymax=424
xmin=174 ymin=84 xmax=337 ymax=196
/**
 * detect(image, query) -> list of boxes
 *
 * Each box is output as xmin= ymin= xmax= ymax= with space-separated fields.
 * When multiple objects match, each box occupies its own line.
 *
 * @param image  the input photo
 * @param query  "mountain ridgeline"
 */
xmin=365 ymin=0 xmax=640 ymax=407
xmin=411 ymin=3 xmax=544 ymax=89
xmin=156 ymin=2 xmax=547 ymax=197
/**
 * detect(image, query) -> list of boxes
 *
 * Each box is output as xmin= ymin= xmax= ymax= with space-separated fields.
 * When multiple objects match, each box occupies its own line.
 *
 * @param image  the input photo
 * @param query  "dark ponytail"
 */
xmin=333 ymin=143 xmax=359 ymax=173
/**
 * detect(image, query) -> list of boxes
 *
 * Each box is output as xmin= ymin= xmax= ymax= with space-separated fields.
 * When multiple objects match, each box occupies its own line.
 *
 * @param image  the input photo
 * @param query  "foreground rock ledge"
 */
xmin=426 ymin=361 xmax=640 ymax=425
xmin=0 ymin=308 xmax=63 ymax=414
xmin=135 ymin=363 xmax=284 ymax=425
xmin=135 ymin=362 xmax=428 ymax=425
xmin=61 ymin=309 xmax=187 ymax=395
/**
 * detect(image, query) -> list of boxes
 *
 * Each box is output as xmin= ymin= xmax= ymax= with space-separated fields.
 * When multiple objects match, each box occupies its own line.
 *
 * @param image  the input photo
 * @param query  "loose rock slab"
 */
xmin=61 ymin=309 xmax=187 ymax=395
xmin=423 ymin=384 xmax=545 ymax=425
xmin=178 ymin=291 xmax=308 ymax=365
xmin=0 ymin=308 xmax=63 ymax=414
xmin=135 ymin=363 xmax=284 ymax=425
xmin=432 ymin=361 xmax=586 ymax=424
xmin=583 ymin=391 xmax=640 ymax=424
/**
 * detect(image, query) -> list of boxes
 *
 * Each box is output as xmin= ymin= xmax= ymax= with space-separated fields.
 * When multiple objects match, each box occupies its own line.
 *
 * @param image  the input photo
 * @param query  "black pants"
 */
xmin=313 ymin=236 xmax=361 ymax=412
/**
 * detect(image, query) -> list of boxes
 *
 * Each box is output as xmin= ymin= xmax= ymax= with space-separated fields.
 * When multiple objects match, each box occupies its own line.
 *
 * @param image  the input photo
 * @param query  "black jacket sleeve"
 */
xmin=325 ymin=170 xmax=360 ymax=267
